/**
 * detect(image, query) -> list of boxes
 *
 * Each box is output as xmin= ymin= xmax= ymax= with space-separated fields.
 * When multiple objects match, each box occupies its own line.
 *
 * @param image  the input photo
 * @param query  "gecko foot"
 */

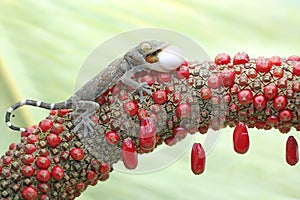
xmin=136 ymin=82 xmax=151 ymax=102
xmin=73 ymin=113 xmax=96 ymax=137
xmin=71 ymin=100 xmax=99 ymax=137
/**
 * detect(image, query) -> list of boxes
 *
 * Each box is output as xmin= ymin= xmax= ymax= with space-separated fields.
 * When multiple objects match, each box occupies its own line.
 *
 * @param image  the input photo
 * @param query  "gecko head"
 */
xmin=139 ymin=40 xmax=186 ymax=72
xmin=138 ymin=40 xmax=169 ymax=63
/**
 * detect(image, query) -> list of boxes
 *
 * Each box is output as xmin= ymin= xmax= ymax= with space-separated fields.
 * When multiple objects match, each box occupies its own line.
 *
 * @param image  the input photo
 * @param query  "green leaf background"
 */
xmin=0 ymin=1 xmax=300 ymax=199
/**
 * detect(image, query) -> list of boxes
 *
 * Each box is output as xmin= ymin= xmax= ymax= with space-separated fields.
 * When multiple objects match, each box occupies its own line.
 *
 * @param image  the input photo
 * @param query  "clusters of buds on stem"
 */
xmin=0 ymin=53 xmax=299 ymax=199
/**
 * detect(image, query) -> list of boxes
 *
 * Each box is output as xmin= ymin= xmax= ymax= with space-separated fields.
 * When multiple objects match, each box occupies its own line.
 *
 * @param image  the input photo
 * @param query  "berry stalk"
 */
xmin=1 ymin=53 xmax=299 ymax=199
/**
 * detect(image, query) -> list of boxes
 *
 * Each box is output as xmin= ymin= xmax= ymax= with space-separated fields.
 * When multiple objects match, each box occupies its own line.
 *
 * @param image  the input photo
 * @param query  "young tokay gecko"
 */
xmin=5 ymin=40 xmax=184 ymax=136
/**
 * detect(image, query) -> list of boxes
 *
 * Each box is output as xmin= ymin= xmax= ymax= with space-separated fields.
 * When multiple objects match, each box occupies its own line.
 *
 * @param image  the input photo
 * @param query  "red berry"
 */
xmin=152 ymin=90 xmax=168 ymax=104
xmin=23 ymin=144 xmax=37 ymax=154
xmin=267 ymin=116 xmax=279 ymax=127
xmin=237 ymin=89 xmax=253 ymax=106
xmin=46 ymin=133 xmax=61 ymax=148
xmin=293 ymin=62 xmax=300 ymax=76
xmin=164 ymin=136 xmax=177 ymax=146
xmin=140 ymin=117 xmax=156 ymax=151
xmin=9 ymin=143 xmax=17 ymax=150
xmin=76 ymin=182 xmax=85 ymax=191
xmin=50 ymin=123 xmax=64 ymax=135
xmin=105 ymin=131 xmax=120 ymax=145
xmin=287 ymin=55 xmax=300 ymax=62
xmin=269 ymin=56 xmax=281 ymax=66
xmin=273 ymin=95 xmax=287 ymax=110
xmin=36 ymin=170 xmax=51 ymax=182
xmin=215 ymin=53 xmax=231 ymax=65
xmin=57 ymin=109 xmax=69 ymax=117
xmin=50 ymin=110 xmax=58 ymax=116
xmin=292 ymin=81 xmax=300 ymax=92
xmin=51 ymin=165 xmax=65 ymax=181
xmin=86 ymin=170 xmax=97 ymax=181
xmin=273 ymin=68 xmax=284 ymax=78
xmin=99 ymin=173 xmax=109 ymax=182
xmin=233 ymin=122 xmax=250 ymax=154
xmin=122 ymin=138 xmax=138 ymax=170
xmin=27 ymin=134 xmax=38 ymax=144
xmin=22 ymin=186 xmax=38 ymax=200
xmin=186 ymin=95 xmax=195 ymax=105
xmin=2 ymin=156 xmax=12 ymax=165
xmin=230 ymin=103 xmax=239 ymax=112
xmin=172 ymin=92 xmax=182 ymax=103
xmin=95 ymin=95 xmax=106 ymax=105
xmin=173 ymin=126 xmax=187 ymax=139
xmin=111 ymin=84 xmax=122 ymax=96
xmin=198 ymin=126 xmax=208 ymax=134
xmin=39 ymin=119 xmax=53 ymax=132
xmin=70 ymin=148 xmax=85 ymax=161
xmin=99 ymin=162 xmax=111 ymax=175
xmin=22 ymin=166 xmax=35 ymax=177
xmin=255 ymin=57 xmax=272 ymax=73
xmin=175 ymin=103 xmax=191 ymax=118
xmin=141 ymin=74 xmax=155 ymax=86
xmin=181 ymin=60 xmax=188 ymax=66
xmin=124 ymin=101 xmax=138 ymax=116
xmin=253 ymin=95 xmax=267 ymax=110
xmin=230 ymin=86 xmax=239 ymax=95
xmin=166 ymin=84 xmax=175 ymax=94
xmin=22 ymin=154 xmax=35 ymax=165
xmin=264 ymin=84 xmax=278 ymax=100
xmin=286 ymin=136 xmax=299 ymax=166
xmin=278 ymin=109 xmax=292 ymax=122
xmin=247 ymin=69 xmax=257 ymax=78
xmin=222 ymin=94 xmax=231 ymax=104
xmin=191 ymin=143 xmax=206 ymax=175
xmin=233 ymin=52 xmax=250 ymax=65
xmin=207 ymin=75 xmax=221 ymax=89
xmin=176 ymin=66 xmax=190 ymax=79
xmin=157 ymin=73 xmax=172 ymax=83
xmin=119 ymin=90 xmax=129 ymax=101
xmin=200 ymin=88 xmax=212 ymax=100
xmin=221 ymin=69 xmax=235 ymax=87
xmin=210 ymin=96 xmax=220 ymax=105
xmin=238 ymin=75 xmax=248 ymax=86
xmin=35 ymin=157 xmax=50 ymax=169
xmin=38 ymin=183 xmax=50 ymax=193
xmin=137 ymin=109 xmax=148 ymax=120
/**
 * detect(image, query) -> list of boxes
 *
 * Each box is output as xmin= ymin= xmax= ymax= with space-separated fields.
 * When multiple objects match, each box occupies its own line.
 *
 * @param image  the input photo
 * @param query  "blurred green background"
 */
xmin=1 ymin=0 xmax=300 ymax=199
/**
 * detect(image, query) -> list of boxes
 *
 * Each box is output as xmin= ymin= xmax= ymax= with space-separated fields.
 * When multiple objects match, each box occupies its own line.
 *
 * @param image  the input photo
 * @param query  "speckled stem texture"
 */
xmin=1 ymin=54 xmax=299 ymax=199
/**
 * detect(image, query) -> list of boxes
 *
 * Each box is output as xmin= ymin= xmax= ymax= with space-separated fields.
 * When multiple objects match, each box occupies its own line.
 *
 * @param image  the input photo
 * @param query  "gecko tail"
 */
xmin=5 ymin=99 xmax=70 ymax=132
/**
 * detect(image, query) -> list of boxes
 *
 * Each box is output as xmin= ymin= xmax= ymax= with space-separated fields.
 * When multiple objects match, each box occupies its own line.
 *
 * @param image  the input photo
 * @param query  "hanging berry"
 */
xmin=286 ymin=136 xmax=299 ymax=166
xmin=122 ymin=138 xmax=138 ymax=169
xmin=191 ymin=143 xmax=206 ymax=175
xmin=140 ymin=117 xmax=157 ymax=151
xmin=233 ymin=122 xmax=250 ymax=154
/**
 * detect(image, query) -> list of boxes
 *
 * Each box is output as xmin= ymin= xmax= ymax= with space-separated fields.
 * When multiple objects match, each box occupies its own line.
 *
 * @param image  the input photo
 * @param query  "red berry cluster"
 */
xmin=1 ymin=54 xmax=300 ymax=198
xmin=0 ymin=110 xmax=111 ymax=199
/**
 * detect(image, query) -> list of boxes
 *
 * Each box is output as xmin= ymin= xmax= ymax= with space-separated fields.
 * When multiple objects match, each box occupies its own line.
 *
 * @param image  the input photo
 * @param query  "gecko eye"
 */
xmin=140 ymin=42 xmax=152 ymax=54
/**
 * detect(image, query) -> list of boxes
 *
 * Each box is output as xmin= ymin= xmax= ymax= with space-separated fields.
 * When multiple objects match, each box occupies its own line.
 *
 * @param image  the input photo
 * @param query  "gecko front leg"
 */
xmin=72 ymin=95 xmax=100 ymax=136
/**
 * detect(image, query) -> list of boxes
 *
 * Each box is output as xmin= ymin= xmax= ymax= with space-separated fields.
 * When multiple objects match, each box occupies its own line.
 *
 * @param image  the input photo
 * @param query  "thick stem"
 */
xmin=0 ymin=54 xmax=299 ymax=199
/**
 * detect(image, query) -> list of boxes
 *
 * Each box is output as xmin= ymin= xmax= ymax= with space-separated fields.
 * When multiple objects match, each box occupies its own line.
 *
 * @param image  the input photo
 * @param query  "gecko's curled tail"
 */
xmin=5 ymin=99 xmax=70 ymax=132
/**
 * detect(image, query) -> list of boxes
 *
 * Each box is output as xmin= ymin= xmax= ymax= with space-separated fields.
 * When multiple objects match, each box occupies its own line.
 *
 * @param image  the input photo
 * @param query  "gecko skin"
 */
xmin=5 ymin=40 xmax=171 ymax=133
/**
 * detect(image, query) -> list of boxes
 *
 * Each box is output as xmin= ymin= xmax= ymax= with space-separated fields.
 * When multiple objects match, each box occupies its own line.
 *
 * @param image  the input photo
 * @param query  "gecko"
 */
xmin=5 ymin=40 xmax=176 ymax=136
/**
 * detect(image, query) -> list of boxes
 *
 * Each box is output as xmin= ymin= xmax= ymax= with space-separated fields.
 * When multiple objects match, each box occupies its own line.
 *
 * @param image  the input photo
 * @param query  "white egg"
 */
xmin=158 ymin=46 xmax=185 ymax=70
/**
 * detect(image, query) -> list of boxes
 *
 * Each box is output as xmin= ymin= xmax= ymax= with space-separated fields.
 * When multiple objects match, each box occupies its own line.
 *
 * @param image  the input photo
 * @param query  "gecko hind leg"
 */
xmin=121 ymin=76 xmax=152 ymax=102
xmin=72 ymin=100 xmax=99 ymax=137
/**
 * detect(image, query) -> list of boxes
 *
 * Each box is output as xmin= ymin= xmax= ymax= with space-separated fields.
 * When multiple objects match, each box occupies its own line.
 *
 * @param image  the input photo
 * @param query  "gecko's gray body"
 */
xmin=5 ymin=40 xmax=169 ymax=133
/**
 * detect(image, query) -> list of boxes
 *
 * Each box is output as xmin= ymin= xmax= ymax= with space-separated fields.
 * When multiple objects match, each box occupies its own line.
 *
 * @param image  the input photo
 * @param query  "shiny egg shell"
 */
xmin=158 ymin=46 xmax=185 ymax=70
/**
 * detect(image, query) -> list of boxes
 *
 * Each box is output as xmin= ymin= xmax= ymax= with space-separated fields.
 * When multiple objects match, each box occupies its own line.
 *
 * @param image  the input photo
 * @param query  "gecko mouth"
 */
xmin=145 ymin=49 xmax=163 ymax=63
